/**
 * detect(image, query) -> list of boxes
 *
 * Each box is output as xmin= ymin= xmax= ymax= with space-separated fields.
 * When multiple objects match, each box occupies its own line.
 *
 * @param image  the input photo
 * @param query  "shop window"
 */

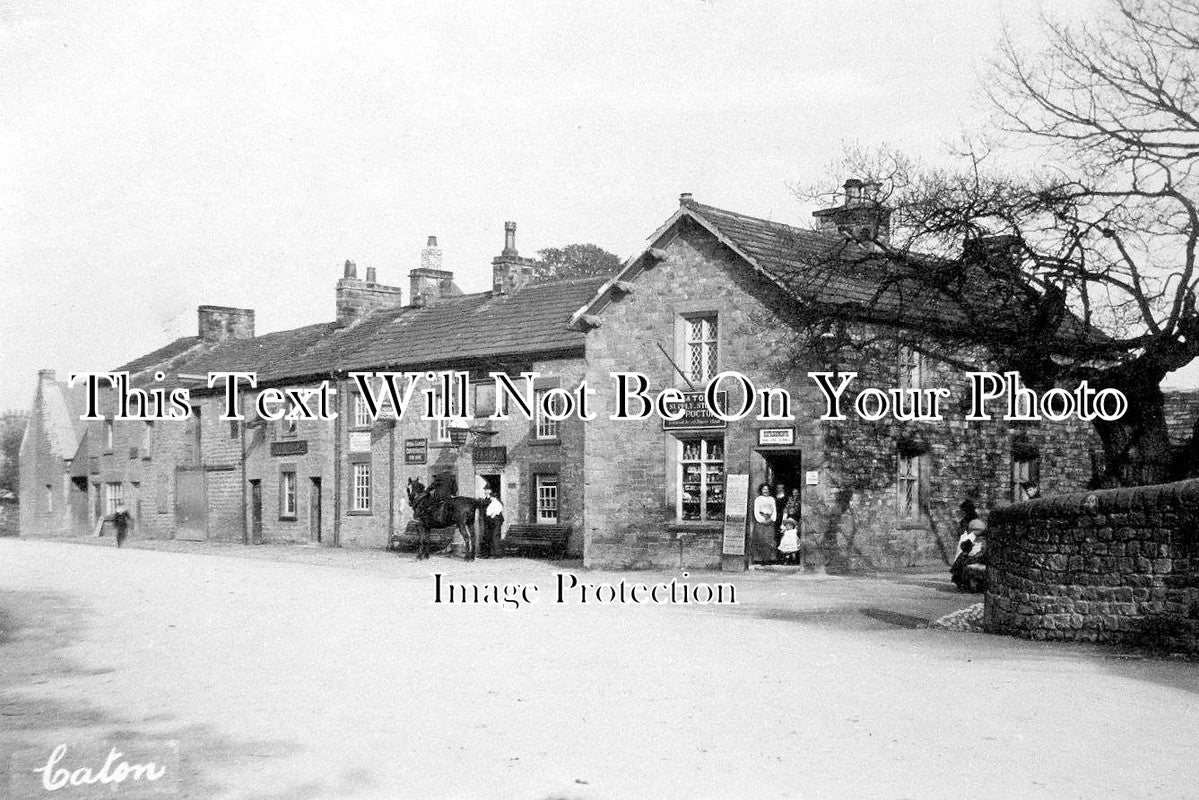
xmin=535 ymin=475 xmax=559 ymax=524
xmin=1013 ymin=458 xmax=1041 ymax=501
xmin=685 ymin=315 xmax=718 ymax=384
xmin=678 ymin=437 xmax=725 ymax=521
xmin=535 ymin=389 xmax=562 ymax=440
xmin=898 ymin=346 xmax=922 ymax=391
xmin=898 ymin=454 xmax=921 ymax=517
xmin=103 ymin=482 xmax=123 ymax=516
xmin=352 ymin=462 xmax=372 ymax=512
xmin=280 ymin=471 xmax=297 ymax=519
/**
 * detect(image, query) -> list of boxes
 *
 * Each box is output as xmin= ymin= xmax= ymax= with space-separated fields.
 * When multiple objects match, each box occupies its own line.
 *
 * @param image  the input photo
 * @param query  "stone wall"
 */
xmin=984 ymin=480 xmax=1199 ymax=652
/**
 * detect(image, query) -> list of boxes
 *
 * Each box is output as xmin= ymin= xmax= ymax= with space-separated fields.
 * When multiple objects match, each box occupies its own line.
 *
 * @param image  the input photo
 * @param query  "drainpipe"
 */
xmin=332 ymin=374 xmax=342 ymax=548
xmin=388 ymin=420 xmax=396 ymax=547
xmin=240 ymin=391 xmax=248 ymax=545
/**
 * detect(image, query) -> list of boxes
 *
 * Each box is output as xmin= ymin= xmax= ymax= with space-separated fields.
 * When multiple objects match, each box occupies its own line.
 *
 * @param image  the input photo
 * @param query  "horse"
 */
xmin=406 ymin=477 xmax=481 ymax=561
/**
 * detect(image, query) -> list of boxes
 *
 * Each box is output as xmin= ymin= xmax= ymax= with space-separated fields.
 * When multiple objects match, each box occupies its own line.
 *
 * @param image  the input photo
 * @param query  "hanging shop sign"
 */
xmin=662 ymin=391 xmax=727 ymax=431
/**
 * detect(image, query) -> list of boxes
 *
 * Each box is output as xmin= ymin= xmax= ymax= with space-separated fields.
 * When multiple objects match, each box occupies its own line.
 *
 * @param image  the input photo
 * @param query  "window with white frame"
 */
xmin=353 ymin=394 xmax=372 ymax=428
xmin=352 ymin=462 xmax=372 ymax=511
xmin=685 ymin=315 xmax=718 ymax=384
xmin=534 ymin=389 xmax=562 ymax=440
xmin=898 ymin=346 xmax=922 ymax=391
xmin=142 ymin=421 xmax=154 ymax=452
xmin=280 ymin=471 xmax=297 ymax=518
xmin=104 ymin=482 xmax=123 ymax=516
xmin=678 ymin=437 xmax=725 ymax=521
xmin=104 ymin=420 xmax=114 ymax=452
xmin=433 ymin=385 xmax=460 ymax=443
xmin=535 ymin=475 xmax=559 ymax=523
xmin=898 ymin=454 xmax=921 ymax=518
xmin=1012 ymin=458 xmax=1041 ymax=501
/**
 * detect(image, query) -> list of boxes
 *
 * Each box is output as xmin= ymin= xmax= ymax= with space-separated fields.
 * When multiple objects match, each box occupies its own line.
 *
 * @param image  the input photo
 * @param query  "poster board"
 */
xmin=722 ymin=473 xmax=749 ymax=556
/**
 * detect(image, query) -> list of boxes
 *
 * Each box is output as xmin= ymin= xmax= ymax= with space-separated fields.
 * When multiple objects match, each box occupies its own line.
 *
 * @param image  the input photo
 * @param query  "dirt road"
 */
xmin=1 ymin=538 xmax=1196 ymax=799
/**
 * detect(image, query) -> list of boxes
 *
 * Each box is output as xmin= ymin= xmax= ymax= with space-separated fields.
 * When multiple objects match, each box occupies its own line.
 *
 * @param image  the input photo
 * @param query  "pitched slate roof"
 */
xmin=290 ymin=276 xmax=605 ymax=377
xmin=574 ymin=198 xmax=1100 ymax=347
xmin=115 ymin=336 xmax=202 ymax=374
xmin=115 ymin=275 xmax=607 ymax=392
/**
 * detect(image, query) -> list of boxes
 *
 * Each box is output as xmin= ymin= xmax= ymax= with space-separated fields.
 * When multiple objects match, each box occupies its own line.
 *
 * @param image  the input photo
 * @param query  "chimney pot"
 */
xmin=366 ymin=266 xmax=377 ymax=284
xmin=679 ymin=192 xmax=694 ymax=206
xmin=38 ymin=369 xmax=56 ymax=381
xmin=344 ymin=260 xmax=357 ymax=279
xmin=427 ymin=235 xmax=438 ymax=247
xmin=502 ymin=221 xmax=518 ymax=256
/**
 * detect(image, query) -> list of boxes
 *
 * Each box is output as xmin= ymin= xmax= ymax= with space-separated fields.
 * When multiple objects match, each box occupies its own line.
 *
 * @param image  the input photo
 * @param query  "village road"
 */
xmin=1 ymin=538 xmax=1197 ymax=800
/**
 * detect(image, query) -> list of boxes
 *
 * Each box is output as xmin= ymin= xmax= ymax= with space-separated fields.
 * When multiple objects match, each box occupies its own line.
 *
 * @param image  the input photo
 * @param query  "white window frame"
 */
xmin=353 ymin=394 xmax=372 ymax=429
xmin=142 ymin=421 xmax=154 ymax=451
xmin=535 ymin=475 xmax=559 ymax=524
xmin=104 ymin=420 xmax=114 ymax=452
xmin=280 ymin=471 xmax=297 ymax=519
xmin=684 ymin=315 xmax=718 ymax=385
xmin=103 ymin=482 xmax=123 ymax=516
xmin=677 ymin=437 xmax=726 ymax=522
xmin=534 ymin=388 xmax=561 ymax=440
xmin=898 ymin=346 xmax=922 ymax=391
xmin=352 ymin=462 xmax=372 ymax=511
xmin=1013 ymin=458 xmax=1040 ymax=501
xmin=898 ymin=454 xmax=920 ymax=518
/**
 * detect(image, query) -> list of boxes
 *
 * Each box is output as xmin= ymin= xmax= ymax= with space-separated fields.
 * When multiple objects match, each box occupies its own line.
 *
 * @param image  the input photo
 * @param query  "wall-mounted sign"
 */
xmin=662 ymin=391 xmax=728 ymax=431
xmin=805 ymin=470 xmax=819 ymax=486
xmin=404 ymin=438 xmax=428 ymax=465
xmin=473 ymin=446 xmax=508 ymax=466
xmin=349 ymin=431 xmax=371 ymax=453
xmin=757 ymin=428 xmax=795 ymax=447
xmin=270 ymin=440 xmax=308 ymax=457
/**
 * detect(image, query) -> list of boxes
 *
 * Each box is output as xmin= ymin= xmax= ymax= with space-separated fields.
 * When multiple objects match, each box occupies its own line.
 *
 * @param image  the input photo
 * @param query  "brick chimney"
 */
xmin=198 ymin=306 xmax=255 ymax=342
xmin=492 ymin=222 xmax=538 ymax=296
xmin=409 ymin=236 xmax=456 ymax=307
xmin=336 ymin=260 xmax=403 ymax=325
xmin=812 ymin=178 xmax=891 ymax=244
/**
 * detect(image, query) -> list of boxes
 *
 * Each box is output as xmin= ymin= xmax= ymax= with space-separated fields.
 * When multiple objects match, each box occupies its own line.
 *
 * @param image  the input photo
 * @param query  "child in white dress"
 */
xmin=777 ymin=517 xmax=800 ymax=565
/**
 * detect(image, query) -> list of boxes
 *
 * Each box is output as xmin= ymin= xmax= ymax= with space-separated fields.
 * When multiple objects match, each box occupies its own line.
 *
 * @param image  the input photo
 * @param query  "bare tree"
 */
xmin=789 ymin=0 xmax=1199 ymax=485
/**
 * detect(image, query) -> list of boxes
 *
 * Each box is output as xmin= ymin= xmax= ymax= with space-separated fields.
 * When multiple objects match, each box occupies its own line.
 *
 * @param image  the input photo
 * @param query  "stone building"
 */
xmin=20 ymin=193 xmax=1107 ymax=569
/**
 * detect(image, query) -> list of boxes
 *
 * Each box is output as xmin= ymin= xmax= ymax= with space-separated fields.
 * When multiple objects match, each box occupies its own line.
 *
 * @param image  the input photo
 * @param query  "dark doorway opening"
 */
xmin=249 ymin=479 xmax=263 ymax=545
xmin=310 ymin=477 xmax=322 ymax=543
xmin=751 ymin=449 xmax=803 ymax=564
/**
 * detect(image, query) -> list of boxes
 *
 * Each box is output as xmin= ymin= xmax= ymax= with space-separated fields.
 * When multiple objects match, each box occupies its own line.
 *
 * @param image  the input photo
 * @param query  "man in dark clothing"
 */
xmin=480 ymin=486 xmax=504 ymax=558
xmin=95 ymin=500 xmax=134 ymax=547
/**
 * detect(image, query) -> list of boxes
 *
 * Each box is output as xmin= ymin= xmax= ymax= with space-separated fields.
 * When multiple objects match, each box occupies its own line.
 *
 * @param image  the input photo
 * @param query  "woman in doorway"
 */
xmin=753 ymin=483 xmax=779 ymax=563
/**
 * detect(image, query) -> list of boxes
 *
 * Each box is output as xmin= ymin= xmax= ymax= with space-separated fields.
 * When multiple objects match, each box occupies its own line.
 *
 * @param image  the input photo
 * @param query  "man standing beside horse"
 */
xmin=478 ymin=485 xmax=505 ymax=558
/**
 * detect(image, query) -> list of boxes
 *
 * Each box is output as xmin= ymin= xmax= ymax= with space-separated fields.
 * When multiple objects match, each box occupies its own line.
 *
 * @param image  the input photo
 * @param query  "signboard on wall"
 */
xmin=757 ymin=428 xmax=795 ymax=447
xmin=662 ymin=391 xmax=728 ymax=431
xmin=473 ymin=446 xmax=507 ymax=466
xmin=270 ymin=440 xmax=308 ymax=457
xmin=404 ymin=438 xmax=428 ymax=465
xmin=722 ymin=473 xmax=749 ymax=556
xmin=349 ymin=431 xmax=371 ymax=453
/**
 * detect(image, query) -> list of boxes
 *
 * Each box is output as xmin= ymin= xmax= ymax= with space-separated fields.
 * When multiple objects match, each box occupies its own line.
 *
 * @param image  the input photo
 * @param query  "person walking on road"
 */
xmin=94 ymin=500 xmax=134 ymax=548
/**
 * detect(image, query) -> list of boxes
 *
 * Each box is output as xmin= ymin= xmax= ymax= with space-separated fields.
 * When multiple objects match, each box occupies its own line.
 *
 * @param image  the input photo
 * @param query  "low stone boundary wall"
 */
xmin=984 ymin=479 xmax=1199 ymax=652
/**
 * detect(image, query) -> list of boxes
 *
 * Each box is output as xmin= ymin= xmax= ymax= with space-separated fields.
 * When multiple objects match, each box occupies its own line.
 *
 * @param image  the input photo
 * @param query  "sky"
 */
xmin=3 ymin=0 xmax=1190 ymax=413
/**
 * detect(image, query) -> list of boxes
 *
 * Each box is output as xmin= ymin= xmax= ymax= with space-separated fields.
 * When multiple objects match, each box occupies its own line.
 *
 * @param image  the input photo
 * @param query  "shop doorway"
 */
xmin=309 ymin=478 xmax=322 ymax=543
xmin=479 ymin=473 xmax=502 ymax=499
xmin=249 ymin=480 xmax=263 ymax=545
xmin=749 ymin=449 xmax=803 ymax=564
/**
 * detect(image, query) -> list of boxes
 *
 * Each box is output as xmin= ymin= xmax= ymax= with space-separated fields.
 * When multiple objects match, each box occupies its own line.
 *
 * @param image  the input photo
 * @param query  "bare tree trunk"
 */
xmin=1091 ymin=378 xmax=1175 ymax=487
